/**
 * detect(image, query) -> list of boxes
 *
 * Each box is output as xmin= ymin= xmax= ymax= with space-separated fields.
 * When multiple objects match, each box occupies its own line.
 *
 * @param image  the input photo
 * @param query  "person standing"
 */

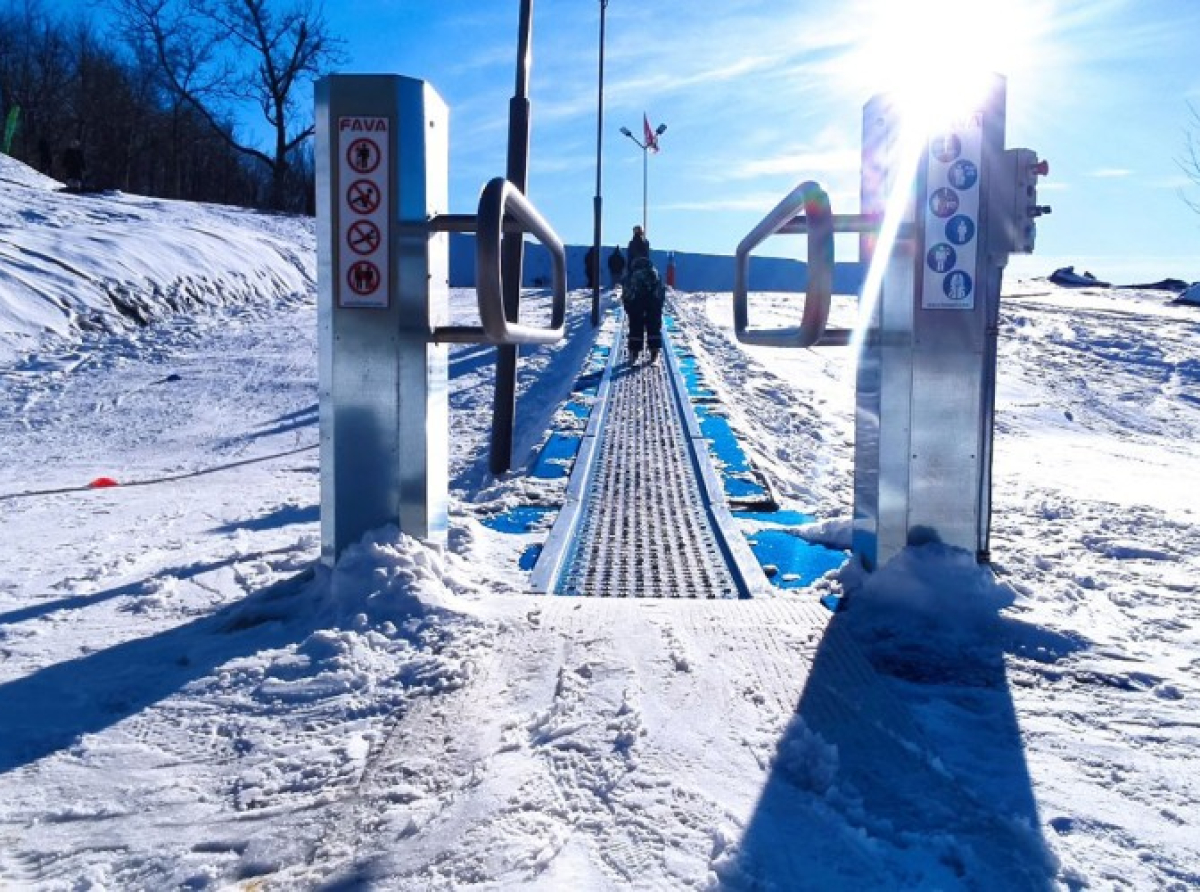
xmin=625 ymin=225 xmax=650 ymax=295
xmin=607 ymin=246 xmax=625 ymax=289
xmin=623 ymin=256 xmax=665 ymax=364
xmin=627 ymin=225 xmax=650 ymax=266
xmin=584 ymin=244 xmax=598 ymax=291
xmin=62 ymin=139 xmax=86 ymax=191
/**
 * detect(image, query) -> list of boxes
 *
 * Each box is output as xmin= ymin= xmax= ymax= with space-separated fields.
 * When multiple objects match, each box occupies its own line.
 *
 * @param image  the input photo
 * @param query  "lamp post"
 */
xmin=491 ymin=0 xmax=535 ymax=476
xmin=619 ymin=120 xmax=666 ymax=234
xmin=591 ymin=0 xmax=608 ymax=327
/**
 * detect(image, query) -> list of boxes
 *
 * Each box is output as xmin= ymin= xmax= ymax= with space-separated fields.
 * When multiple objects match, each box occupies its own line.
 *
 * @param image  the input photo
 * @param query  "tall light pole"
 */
xmin=591 ymin=0 xmax=608 ymax=327
xmin=491 ymin=0 xmax=535 ymax=476
xmin=620 ymin=120 xmax=666 ymax=234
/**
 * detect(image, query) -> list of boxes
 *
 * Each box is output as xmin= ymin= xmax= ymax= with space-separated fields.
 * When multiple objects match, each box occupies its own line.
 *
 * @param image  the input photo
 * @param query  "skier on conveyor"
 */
xmin=623 ymin=256 xmax=664 ymax=365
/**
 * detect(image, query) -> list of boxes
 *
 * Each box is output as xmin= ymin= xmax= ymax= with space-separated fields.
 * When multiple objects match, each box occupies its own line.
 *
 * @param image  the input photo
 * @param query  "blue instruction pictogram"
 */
xmin=927 ymin=243 xmax=957 ymax=274
xmin=930 ymin=133 xmax=961 ymax=163
xmin=929 ymin=187 xmax=959 ymax=218
xmin=949 ymin=159 xmax=978 ymax=190
xmin=943 ymin=270 xmax=973 ymax=301
xmin=946 ymin=214 xmax=975 ymax=245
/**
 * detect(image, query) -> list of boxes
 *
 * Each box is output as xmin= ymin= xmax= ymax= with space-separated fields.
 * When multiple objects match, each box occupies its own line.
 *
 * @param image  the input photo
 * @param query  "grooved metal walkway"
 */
xmin=547 ymin=320 xmax=746 ymax=598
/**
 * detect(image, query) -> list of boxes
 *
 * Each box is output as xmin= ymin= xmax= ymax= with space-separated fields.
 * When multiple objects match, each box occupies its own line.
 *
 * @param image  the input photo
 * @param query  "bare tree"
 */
xmin=111 ymin=0 xmax=342 ymax=210
xmin=0 ymin=1 xmax=75 ymax=170
xmin=1182 ymin=101 xmax=1200 ymax=215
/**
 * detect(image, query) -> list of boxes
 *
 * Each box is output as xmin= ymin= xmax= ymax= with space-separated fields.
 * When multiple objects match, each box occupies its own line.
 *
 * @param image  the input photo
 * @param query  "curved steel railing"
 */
xmin=432 ymin=177 xmax=566 ymax=345
xmin=733 ymin=180 xmax=849 ymax=348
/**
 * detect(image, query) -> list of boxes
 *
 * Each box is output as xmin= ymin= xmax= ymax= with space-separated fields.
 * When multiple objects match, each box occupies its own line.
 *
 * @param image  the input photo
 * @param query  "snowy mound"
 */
xmin=1047 ymin=265 xmax=1110 ymax=288
xmin=1176 ymin=281 xmax=1200 ymax=306
xmin=0 ymin=154 xmax=314 ymax=364
xmin=0 ymin=151 xmax=62 ymax=191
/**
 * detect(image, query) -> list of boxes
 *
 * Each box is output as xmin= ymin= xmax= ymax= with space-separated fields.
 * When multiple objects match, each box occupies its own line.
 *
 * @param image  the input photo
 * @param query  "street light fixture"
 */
xmin=620 ymin=120 xmax=667 ymax=234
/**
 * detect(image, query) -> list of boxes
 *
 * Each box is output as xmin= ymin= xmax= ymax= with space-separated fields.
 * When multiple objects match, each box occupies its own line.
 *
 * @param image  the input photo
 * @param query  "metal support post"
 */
xmin=853 ymin=73 xmax=1047 ymax=569
xmin=316 ymin=75 xmax=450 ymax=564
xmin=490 ymin=0 xmax=534 ymax=476
xmin=732 ymin=72 xmax=1048 ymax=574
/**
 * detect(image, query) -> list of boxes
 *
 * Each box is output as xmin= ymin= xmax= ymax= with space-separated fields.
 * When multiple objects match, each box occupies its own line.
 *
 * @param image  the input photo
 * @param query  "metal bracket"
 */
xmin=431 ymin=177 xmax=566 ymax=345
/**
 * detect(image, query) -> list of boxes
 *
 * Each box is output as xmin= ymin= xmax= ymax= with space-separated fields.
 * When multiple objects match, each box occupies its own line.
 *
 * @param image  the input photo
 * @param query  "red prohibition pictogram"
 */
xmin=347 ymin=220 xmax=381 ymax=255
xmin=346 ymin=138 xmax=381 ymax=174
xmin=346 ymin=179 xmax=381 ymax=214
xmin=347 ymin=260 xmax=381 ymax=295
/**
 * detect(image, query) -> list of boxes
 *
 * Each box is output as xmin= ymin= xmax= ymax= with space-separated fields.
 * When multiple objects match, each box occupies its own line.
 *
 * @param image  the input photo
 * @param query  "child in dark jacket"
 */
xmin=623 ymin=256 xmax=664 ymax=364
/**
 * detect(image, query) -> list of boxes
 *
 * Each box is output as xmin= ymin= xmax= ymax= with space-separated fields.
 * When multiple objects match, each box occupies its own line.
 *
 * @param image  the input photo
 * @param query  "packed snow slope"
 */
xmin=0 ymin=155 xmax=312 ymax=366
xmin=0 ymin=155 xmax=1198 ymax=890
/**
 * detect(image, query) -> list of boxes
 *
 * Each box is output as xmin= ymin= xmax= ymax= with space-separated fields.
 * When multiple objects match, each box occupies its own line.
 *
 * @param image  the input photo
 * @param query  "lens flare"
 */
xmin=841 ymin=0 xmax=1048 ymax=364
xmin=855 ymin=0 xmax=1039 ymax=101
xmin=849 ymin=119 xmax=926 ymax=360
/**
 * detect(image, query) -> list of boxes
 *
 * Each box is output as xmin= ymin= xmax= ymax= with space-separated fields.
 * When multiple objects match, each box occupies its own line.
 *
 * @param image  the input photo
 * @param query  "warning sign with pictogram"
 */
xmin=347 ymin=138 xmax=381 ymax=174
xmin=338 ymin=116 xmax=390 ymax=308
xmin=347 ymin=261 xmax=381 ymax=294
xmin=347 ymin=220 xmax=381 ymax=255
xmin=346 ymin=179 xmax=381 ymax=214
xmin=922 ymin=112 xmax=983 ymax=311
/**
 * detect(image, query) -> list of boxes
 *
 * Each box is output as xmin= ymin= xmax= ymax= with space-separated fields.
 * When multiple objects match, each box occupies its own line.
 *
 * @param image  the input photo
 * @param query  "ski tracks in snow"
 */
xmin=296 ymin=600 xmax=747 ymax=889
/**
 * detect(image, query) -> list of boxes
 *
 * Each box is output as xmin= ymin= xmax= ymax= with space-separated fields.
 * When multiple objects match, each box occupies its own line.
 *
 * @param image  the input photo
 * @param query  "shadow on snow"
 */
xmin=720 ymin=605 xmax=1072 ymax=890
xmin=0 ymin=568 xmax=319 ymax=775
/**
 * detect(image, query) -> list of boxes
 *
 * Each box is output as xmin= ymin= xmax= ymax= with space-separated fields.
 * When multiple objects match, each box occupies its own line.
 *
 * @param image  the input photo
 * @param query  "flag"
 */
xmin=643 ymin=114 xmax=660 ymax=153
xmin=3 ymin=106 xmax=20 ymax=155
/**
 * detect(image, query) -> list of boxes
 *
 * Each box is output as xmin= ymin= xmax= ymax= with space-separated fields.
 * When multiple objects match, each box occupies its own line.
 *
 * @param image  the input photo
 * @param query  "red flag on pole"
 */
xmin=643 ymin=113 xmax=660 ymax=153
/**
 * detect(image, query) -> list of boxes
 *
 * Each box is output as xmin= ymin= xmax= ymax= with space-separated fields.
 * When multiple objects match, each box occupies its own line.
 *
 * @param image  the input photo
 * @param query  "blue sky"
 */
xmin=314 ymin=0 xmax=1200 ymax=284
xmin=79 ymin=0 xmax=1200 ymax=282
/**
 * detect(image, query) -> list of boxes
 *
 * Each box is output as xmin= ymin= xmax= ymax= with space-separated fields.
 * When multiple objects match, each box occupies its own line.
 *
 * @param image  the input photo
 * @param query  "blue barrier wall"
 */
xmin=449 ymin=234 xmax=865 ymax=295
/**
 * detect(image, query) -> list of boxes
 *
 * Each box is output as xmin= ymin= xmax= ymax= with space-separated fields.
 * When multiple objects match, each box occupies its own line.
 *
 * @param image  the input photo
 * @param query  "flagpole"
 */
xmin=620 ymin=118 xmax=666 ymax=237
xmin=642 ymin=144 xmax=648 ymax=233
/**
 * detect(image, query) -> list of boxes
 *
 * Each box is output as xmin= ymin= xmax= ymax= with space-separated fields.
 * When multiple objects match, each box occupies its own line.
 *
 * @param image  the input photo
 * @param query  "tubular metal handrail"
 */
xmin=432 ymin=177 xmax=566 ymax=345
xmin=734 ymin=180 xmax=854 ymax=348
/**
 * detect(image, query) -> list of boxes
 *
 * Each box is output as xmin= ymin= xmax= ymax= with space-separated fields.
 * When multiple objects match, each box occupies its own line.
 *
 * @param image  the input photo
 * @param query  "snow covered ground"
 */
xmin=1 ymin=154 xmax=1198 ymax=890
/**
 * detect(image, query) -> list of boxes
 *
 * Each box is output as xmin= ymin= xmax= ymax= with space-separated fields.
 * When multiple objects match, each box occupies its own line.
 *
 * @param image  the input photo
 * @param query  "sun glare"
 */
xmin=853 ymin=0 xmax=1044 ymax=127
xmin=838 ymin=0 xmax=1051 ymax=363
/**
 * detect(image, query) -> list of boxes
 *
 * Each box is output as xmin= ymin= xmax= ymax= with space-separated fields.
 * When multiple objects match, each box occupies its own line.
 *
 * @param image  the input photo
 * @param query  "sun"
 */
xmin=848 ymin=0 xmax=1050 ymax=127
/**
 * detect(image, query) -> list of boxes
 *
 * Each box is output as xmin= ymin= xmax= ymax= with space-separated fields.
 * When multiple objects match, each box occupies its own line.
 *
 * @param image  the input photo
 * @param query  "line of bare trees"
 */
xmin=0 ymin=0 xmax=342 ymax=213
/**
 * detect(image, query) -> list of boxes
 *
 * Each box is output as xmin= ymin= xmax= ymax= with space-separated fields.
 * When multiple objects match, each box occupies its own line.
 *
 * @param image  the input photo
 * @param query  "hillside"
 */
xmin=0 ymin=155 xmax=314 ymax=365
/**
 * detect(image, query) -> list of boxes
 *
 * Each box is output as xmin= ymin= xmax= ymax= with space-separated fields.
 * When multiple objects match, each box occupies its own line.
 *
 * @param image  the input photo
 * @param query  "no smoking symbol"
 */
xmin=347 ymin=220 xmax=381 ymax=255
xmin=346 ymin=179 xmax=380 ymax=214
xmin=347 ymin=138 xmax=381 ymax=174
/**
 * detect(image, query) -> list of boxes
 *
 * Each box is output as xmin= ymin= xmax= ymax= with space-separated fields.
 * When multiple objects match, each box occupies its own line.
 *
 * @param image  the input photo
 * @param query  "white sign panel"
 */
xmin=921 ymin=112 xmax=983 ymax=310
xmin=338 ymin=116 xmax=390 ymax=308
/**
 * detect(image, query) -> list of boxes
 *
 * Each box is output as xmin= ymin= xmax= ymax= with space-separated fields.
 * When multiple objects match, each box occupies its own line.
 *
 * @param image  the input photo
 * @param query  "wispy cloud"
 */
xmin=1087 ymin=168 xmax=1134 ymax=178
xmin=729 ymin=149 xmax=862 ymax=180
xmin=661 ymin=193 xmax=796 ymax=213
